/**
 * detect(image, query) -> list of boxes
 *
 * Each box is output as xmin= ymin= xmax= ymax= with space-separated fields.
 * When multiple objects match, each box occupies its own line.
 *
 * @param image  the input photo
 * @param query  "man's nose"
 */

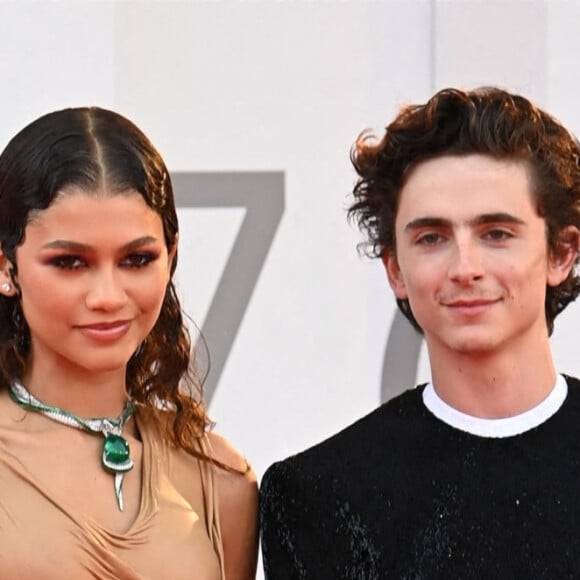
xmin=448 ymin=238 xmax=485 ymax=284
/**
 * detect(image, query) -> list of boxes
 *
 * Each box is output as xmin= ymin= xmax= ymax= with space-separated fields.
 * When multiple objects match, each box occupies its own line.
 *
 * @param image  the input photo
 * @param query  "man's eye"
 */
xmin=485 ymin=229 xmax=512 ymax=241
xmin=49 ymin=256 xmax=86 ymax=270
xmin=416 ymin=233 xmax=443 ymax=246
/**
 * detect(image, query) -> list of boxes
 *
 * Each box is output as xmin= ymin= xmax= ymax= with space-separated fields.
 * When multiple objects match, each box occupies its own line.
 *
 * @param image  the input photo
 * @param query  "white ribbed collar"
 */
xmin=422 ymin=374 xmax=567 ymax=438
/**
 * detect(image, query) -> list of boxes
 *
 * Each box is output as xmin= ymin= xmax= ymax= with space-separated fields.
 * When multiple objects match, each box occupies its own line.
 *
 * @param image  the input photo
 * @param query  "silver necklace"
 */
xmin=9 ymin=379 xmax=136 ymax=511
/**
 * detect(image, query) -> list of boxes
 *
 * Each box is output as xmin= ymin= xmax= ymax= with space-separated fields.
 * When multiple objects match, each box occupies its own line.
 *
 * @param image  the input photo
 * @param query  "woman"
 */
xmin=0 ymin=107 xmax=257 ymax=579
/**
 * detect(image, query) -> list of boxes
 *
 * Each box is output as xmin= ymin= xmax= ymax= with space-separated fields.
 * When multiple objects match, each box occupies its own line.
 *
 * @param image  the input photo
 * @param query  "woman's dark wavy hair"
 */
xmin=349 ymin=87 xmax=580 ymax=335
xmin=0 ymin=107 xmax=213 ymax=459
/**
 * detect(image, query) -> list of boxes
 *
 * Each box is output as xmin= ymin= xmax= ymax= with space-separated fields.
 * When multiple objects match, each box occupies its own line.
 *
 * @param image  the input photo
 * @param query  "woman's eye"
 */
xmin=122 ymin=252 xmax=158 ymax=268
xmin=49 ymin=255 xmax=86 ymax=270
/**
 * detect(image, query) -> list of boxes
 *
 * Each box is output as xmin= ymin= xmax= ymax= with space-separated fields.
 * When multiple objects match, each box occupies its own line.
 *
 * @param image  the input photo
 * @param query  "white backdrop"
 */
xmin=2 ymin=1 xmax=580 ymax=576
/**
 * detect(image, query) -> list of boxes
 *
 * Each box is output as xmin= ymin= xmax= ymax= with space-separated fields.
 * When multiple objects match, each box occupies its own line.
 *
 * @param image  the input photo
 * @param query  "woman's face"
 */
xmin=3 ymin=189 xmax=175 ymax=379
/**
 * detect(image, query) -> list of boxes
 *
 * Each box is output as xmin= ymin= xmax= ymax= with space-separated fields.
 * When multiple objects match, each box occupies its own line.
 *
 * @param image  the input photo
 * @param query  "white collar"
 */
xmin=422 ymin=374 xmax=567 ymax=438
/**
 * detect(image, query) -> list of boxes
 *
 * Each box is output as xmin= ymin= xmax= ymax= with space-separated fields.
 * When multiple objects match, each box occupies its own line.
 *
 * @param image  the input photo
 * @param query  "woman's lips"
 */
xmin=76 ymin=320 xmax=132 ymax=341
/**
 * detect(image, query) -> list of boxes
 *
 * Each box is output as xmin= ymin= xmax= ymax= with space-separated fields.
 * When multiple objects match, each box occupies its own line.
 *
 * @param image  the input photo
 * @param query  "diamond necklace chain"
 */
xmin=9 ymin=379 xmax=136 ymax=511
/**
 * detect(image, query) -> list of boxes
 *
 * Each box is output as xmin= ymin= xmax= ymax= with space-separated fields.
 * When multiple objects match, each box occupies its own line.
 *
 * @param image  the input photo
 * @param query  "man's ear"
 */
xmin=548 ymin=226 xmax=580 ymax=287
xmin=382 ymin=252 xmax=408 ymax=300
xmin=0 ymin=244 xmax=17 ymax=297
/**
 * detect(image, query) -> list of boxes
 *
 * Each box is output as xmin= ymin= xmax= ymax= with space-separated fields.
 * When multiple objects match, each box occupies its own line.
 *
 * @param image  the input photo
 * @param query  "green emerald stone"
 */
xmin=102 ymin=434 xmax=134 ymax=473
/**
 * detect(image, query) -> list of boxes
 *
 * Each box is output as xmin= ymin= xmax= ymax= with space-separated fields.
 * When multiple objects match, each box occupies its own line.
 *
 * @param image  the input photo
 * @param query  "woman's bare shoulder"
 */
xmin=207 ymin=431 xmax=258 ymax=580
xmin=207 ymin=431 xmax=254 ymax=476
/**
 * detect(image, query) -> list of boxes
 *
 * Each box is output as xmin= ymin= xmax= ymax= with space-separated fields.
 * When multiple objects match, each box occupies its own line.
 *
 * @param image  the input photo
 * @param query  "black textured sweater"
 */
xmin=260 ymin=376 xmax=580 ymax=579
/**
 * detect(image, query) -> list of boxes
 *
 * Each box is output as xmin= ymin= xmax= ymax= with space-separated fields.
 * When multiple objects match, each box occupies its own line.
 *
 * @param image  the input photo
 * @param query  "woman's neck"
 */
xmin=21 ymin=363 xmax=129 ymax=419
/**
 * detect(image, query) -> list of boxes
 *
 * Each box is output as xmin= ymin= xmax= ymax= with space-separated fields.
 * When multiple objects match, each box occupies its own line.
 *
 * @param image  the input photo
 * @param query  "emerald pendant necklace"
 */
xmin=9 ymin=379 xmax=136 ymax=512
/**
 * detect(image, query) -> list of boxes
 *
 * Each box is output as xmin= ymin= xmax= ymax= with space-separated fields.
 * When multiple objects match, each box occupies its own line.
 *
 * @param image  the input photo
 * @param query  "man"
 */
xmin=260 ymin=87 xmax=580 ymax=578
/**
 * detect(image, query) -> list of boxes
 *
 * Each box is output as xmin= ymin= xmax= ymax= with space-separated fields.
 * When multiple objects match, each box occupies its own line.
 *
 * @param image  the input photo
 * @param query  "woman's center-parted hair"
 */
xmin=0 ymin=107 xmax=212 ymax=456
xmin=349 ymin=87 xmax=580 ymax=335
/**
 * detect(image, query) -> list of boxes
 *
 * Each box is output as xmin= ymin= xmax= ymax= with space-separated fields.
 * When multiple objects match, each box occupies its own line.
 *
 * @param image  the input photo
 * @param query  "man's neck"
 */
xmin=427 ymin=339 xmax=557 ymax=419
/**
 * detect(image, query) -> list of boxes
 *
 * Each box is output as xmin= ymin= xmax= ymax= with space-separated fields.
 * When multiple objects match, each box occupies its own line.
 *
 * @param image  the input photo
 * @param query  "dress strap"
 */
xmin=196 ymin=434 xmax=225 ymax=580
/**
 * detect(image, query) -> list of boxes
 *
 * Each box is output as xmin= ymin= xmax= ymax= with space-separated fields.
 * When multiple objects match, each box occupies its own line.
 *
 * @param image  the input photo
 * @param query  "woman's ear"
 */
xmin=0 ymin=244 xmax=17 ymax=297
xmin=548 ymin=226 xmax=580 ymax=287
xmin=382 ymin=252 xmax=408 ymax=300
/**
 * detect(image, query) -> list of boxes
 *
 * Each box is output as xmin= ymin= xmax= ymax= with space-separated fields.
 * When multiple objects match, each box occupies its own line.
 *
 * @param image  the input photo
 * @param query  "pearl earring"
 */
xmin=1 ymin=282 xmax=11 ymax=293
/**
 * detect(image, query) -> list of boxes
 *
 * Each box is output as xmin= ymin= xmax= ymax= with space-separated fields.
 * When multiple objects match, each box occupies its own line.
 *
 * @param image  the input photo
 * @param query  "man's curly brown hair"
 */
xmin=349 ymin=87 xmax=580 ymax=335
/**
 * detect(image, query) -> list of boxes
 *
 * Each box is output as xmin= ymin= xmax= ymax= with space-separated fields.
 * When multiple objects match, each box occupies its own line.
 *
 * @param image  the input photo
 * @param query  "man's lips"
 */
xmin=444 ymin=298 xmax=501 ymax=307
xmin=442 ymin=297 xmax=502 ymax=316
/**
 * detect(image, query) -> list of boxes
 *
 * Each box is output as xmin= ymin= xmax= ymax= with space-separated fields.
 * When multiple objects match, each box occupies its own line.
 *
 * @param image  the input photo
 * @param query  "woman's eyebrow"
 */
xmin=41 ymin=236 xmax=160 ymax=251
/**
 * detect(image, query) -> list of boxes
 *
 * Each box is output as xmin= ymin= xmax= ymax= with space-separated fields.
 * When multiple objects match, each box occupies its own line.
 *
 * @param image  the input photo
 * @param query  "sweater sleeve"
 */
xmin=260 ymin=458 xmax=338 ymax=580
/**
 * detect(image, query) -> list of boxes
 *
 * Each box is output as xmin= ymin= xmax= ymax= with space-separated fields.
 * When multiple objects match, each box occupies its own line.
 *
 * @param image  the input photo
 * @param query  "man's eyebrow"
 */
xmin=404 ymin=213 xmax=526 ymax=232
xmin=472 ymin=212 xmax=526 ymax=226
xmin=41 ymin=236 xmax=160 ymax=251
xmin=404 ymin=217 xmax=451 ymax=231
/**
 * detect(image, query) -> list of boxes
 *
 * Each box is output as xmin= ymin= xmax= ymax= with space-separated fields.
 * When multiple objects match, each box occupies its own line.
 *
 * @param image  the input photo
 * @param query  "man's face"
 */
xmin=384 ymin=154 xmax=574 ymax=357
